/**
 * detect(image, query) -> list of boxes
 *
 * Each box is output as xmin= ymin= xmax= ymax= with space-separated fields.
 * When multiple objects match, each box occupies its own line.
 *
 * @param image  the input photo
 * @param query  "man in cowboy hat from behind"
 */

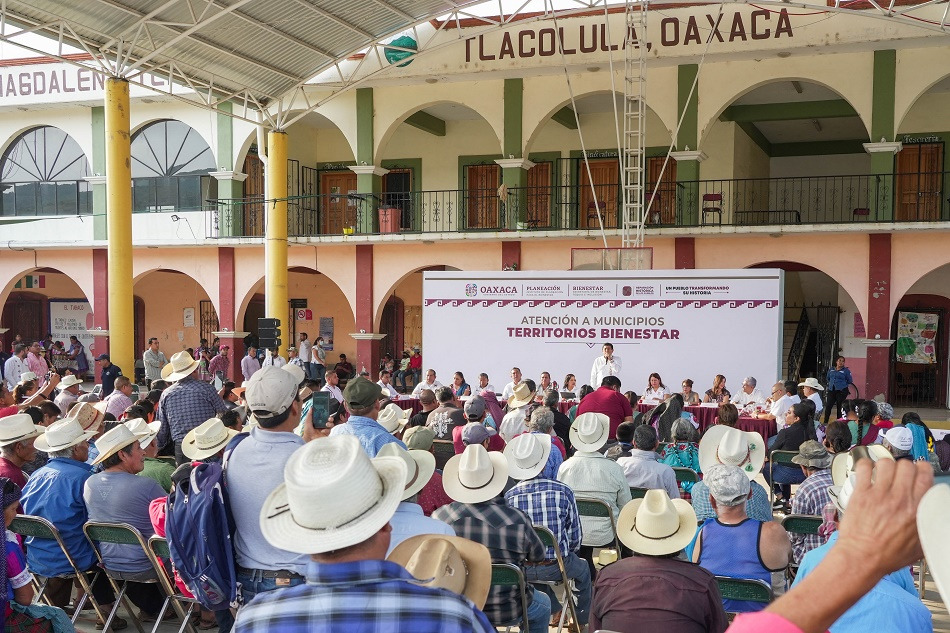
xmin=232 ymin=434 xmax=495 ymax=633
xmin=789 ymin=439 xmax=834 ymax=564
xmin=22 ymin=417 xmax=123 ymax=626
xmin=499 ymin=382 xmax=534 ymax=443
xmin=0 ymin=413 xmax=45 ymax=491
xmin=154 ymin=350 xmax=227 ymax=465
xmin=590 ymin=489 xmax=729 ymax=633
xmin=691 ymin=425 xmax=773 ymax=524
xmin=329 ymin=376 xmax=406 ymax=457
xmin=83 ymin=425 xmax=169 ymax=622
xmin=53 ymin=373 xmax=84 ymax=412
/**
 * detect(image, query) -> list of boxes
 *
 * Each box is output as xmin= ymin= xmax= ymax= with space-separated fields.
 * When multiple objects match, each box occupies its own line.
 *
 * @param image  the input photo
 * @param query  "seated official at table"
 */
xmin=639 ymin=373 xmax=668 ymax=405
xmin=680 ymin=378 xmax=701 ymax=405
xmin=561 ymin=374 xmax=579 ymax=400
xmin=731 ymin=377 xmax=766 ymax=408
xmin=703 ymin=374 xmax=731 ymax=404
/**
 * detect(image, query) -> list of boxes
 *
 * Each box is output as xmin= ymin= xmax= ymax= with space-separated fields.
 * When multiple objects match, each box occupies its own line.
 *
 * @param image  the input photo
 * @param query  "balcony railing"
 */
xmin=204 ymin=171 xmax=949 ymax=238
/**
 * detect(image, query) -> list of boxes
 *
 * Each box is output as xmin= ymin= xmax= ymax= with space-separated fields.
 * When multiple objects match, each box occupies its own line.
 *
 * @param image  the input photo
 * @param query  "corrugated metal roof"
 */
xmin=1 ymin=0 xmax=485 ymax=105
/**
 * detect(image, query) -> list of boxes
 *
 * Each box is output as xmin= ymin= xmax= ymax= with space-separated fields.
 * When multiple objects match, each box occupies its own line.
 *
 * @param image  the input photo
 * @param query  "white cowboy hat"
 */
xmin=33 ymin=418 xmax=96 ymax=453
xmin=90 ymin=425 xmax=141 ymax=465
xmin=617 ymin=489 xmax=697 ymax=556
xmin=0 ymin=413 xmax=45 ymax=447
xmin=164 ymin=350 xmax=200 ymax=382
xmin=388 ymin=535 xmax=492 ymax=609
xmin=59 ymin=375 xmax=84 ymax=389
xmin=442 ymin=444 xmax=509 ymax=504
xmin=828 ymin=445 xmax=894 ymax=513
xmin=504 ymin=433 xmax=552 ymax=481
xmin=507 ymin=383 xmax=534 ymax=409
xmin=123 ymin=417 xmax=161 ymax=449
xmin=918 ymin=484 xmax=950 ymax=610
xmin=377 ymin=403 xmax=407 ymax=434
xmin=259 ymin=435 xmax=406 ymax=554
xmin=798 ymin=377 xmax=824 ymax=391
xmin=282 ymin=362 xmax=306 ymax=386
xmin=63 ymin=402 xmax=105 ymax=433
xmin=182 ymin=417 xmax=239 ymax=461
xmin=569 ymin=412 xmax=610 ymax=452
xmin=698 ymin=425 xmax=766 ymax=480
xmin=377 ymin=443 xmax=436 ymax=500
xmin=17 ymin=371 xmax=37 ymax=384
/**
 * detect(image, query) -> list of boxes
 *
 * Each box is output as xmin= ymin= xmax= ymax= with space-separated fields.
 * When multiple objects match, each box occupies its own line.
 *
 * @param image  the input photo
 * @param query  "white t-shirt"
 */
xmin=298 ymin=339 xmax=312 ymax=363
xmin=499 ymin=408 xmax=528 ymax=443
xmin=732 ymin=388 xmax=766 ymax=407
xmin=808 ymin=391 xmax=824 ymax=415
xmin=501 ymin=381 xmax=519 ymax=400
xmin=474 ymin=383 xmax=496 ymax=394
xmin=378 ymin=380 xmax=399 ymax=399
xmin=321 ymin=383 xmax=344 ymax=403
xmin=770 ymin=393 xmax=800 ymax=431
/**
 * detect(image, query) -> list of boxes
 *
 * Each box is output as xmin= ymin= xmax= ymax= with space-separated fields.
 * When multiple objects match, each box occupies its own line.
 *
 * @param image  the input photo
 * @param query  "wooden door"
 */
xmin=896 ymin=143 xmax=943 ymax=221
xmin=647 ymin=157 xmax=677 ymax=225
xmin=579 ymin=159 xmax=619 ymax=229
xmin=465 ymin=164 xmax=500 ymax=229
xmin=526 ymin=162 xmax=552 ymax=228
xmin=242 ymin=153 xmax=265 ymax=236
xmin=320 ymin=171 xmax=358 ymax=234
xmin=403 ymin=305 xmax=422 ymax=351
xmin=1 ymin=296 xmax=42 ymax=345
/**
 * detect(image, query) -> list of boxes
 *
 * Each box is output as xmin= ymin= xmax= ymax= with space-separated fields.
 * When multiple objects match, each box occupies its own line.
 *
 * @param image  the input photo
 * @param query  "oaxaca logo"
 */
xmin=465 ymin=283 xmax=478 ymax=297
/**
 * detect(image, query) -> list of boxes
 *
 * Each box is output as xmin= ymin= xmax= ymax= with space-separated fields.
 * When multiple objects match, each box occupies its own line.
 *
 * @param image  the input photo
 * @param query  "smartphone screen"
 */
xmin=310 ymin=391 xmax=332 ymax=429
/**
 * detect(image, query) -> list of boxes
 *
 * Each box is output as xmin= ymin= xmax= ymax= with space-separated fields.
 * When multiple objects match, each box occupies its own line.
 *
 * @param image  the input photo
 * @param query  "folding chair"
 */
xmin=574 ymin=497 xmax=622 ymax=556
xmin=767 ymin=450 xmax=800 ymax=505
xmin=147 ymin=536 xmax=202 ymax=633
xmin=714 ymin=575 xmax=774 ymax=619
xmin=780 ymin=514 xmax=822 ymax=579
xmin=629 ymin=487 xmax=648 ymax=500
xmin=430 ymin=439 xmax=456 ymax=469
xmin=9 ymin=515 xmax=107 ymax=624
xmin=83 ymin=521 xmax=195 ymax=633
xmin=656 ymin=442 xmax=669 ymax=455
xmin=490 ymin=563 xmax=530 ymax=633
xmin=531 ymin=525 xmax=579 ymax=633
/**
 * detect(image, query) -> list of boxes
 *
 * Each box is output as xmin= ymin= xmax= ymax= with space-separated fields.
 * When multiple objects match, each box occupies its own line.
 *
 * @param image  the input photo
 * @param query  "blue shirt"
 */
xmin=794 ymin=532 xmax=931 ymax=632
xmin=99 ymin=364 xmax=123 ymax=398
xmin=329 ymin=415 xmax=406 ymax=457
xmin=233 ymin=559 xmax=494 ymax=633
xmin=21 ymin=458 xmax=97 ymax=576
xmin=504 ymin=478 xmax=581 ymax=560
xmin=386 ymin=502 xmax=456 ymax=556
xmin=691 ymin=480 xmax=773 ymax=524
xmin=825 ymin=367 xmax=853 ymax=392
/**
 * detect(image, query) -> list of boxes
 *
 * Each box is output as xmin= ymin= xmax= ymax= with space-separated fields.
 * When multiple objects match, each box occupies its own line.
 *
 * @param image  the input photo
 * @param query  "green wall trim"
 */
xmin=720 ymin=100 xmax=857 ymax=123
xmin=91 ymin=106 xmax=106 ymax=240
xmin=217 ymin=101 xmax=233 ymax=171
xmin=736 ymin=122 xmax=772 ymax=156
xmin=503 ymin=78 xmax=524 ymax=157
xmin=356 ymin=88 xmax=374 ymax=164
xmin=872 ymin=50 xmax=897 ymax=143
xmin=381 ymin=158 xmax=423 ymax=192
xmin=678 ymin=64 xmax=699 ymax=150
xmin=770 ymin=140 xmax=868 ymax=157
xmin=551 ymin=106 xmax=578 ymax=130
xmin=404 ymin=111 xmax=445 ymax=137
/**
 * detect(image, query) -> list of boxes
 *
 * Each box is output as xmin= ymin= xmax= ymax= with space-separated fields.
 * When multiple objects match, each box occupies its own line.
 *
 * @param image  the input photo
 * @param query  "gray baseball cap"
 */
xmin=705 ymin=463 xmax=751 ymax=507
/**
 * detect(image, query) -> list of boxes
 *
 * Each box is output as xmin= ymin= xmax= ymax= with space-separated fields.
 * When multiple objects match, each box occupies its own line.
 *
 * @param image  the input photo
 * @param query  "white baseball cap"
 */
xmin=883 ymin=426 xmax=913 ymax=451
xmin=245 ymin=366 xmax=298 ymax=422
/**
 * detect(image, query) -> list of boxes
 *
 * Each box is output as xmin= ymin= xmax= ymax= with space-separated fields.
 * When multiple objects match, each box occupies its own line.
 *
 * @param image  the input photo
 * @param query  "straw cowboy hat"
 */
xmin=182 ymin=417 xmax=240 ymax=461
xmin=698 ymin=425 xmax=766 ymax=480
xmin=829 ymin=445 xmax=893 ymax=513
xmin=163 ymin=351 xmax=201 ymax=382
xmin=64 ymin=402 xmax=105 ymax=433
xmin=91 ymin=425 xmax=142 ymax=466
xmin=569 ymin=412 xmax=610 ymax=453
xmin=123 ymin=417 xmax=161 ymax=449
xmin=34 ymin=417 xmax=96 ymax=453
xmin=507 ymin=383 xmax=534 ymax=409
xmin=260 ymin=435 xmax=406 ymax=554
xmin=918 ymin=484 xmax=950 ymax=611
xmin=378 ymin=403 xmax=407 ymax=434
xmin=0 ymin=414 xmax=45 ymax=447
xmin=388 ymin=535 xmax=492 ymax=609
xmin=442 ymin=444 xmax=509 ymax=504
xmin=58 ymin=374 xmax=84 ymax=389
xmin=798 ymin=377 xmax=824 ymax=391
xmin=377 ymin=443 xmax=436 ymax=500
xmin=617 ymin=489 xmax=698 ymax=556
xmin=17 ymin=372 xmax=37 ymax=385
xmin=504 ymin=433 xmax=552 ymax=481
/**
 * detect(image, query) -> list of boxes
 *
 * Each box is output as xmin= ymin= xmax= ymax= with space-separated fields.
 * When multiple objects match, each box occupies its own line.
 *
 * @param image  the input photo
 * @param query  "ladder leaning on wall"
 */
xmin=621 ymin=0 xmax=649 ymax=249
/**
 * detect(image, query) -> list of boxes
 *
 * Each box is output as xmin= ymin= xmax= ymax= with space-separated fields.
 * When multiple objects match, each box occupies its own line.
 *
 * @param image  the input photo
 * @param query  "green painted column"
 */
xmin=215 ymin=101 xmax=245 ymax=237
xmin=870 ymin=49 xmax=897 ymax=220
xmin=676 ymin=64 xmax=700 ymax=226
xmin=355 ymin=87 xmax=381 ymax=233
xmin=90 ymin=107 xmax=107 ymax=239
xmin=502 ymin=78 xmax=527 ymax=229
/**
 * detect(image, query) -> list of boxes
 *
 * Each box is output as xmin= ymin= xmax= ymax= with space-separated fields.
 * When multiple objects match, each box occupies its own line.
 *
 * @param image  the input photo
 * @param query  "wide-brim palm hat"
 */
xmin=616 ymin=490 xmax=697 ymax=556
xmin=698 ymin=425 xmax=765 ymax=480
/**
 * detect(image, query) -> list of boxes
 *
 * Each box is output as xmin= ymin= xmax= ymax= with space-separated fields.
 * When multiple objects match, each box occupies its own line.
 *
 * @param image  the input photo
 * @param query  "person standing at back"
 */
xmin=142 ymin=338 xmax=167 ymax=388
xmin=297 ymin=332 xmax=313 ymax=381
xmin=590 ymin=343 xmax=621 ymax=389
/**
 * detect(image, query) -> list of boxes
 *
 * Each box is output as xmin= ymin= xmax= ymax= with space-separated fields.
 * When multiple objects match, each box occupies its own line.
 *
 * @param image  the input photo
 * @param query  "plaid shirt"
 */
xmin=790 ymin=468 xmax=833 ymax=564
xmin=232 ymin=559 xmax=494 ymax=633
xmin=434 ymin=498 xmax=546 ymax=626
xmin=156 ymin=377 xmax=227 ymax=445
xmin=504 ymin=478 xmax=581 ymax=560
xmin=692 ymin=479 xmax=774 ymax=524
xmin=207 ymin=354 xmax=230 ymax=381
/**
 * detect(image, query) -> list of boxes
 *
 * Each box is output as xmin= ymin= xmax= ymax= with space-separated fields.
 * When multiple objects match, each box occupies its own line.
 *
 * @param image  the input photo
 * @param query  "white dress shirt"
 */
xmin=590 ymin=355 xmax=622 ymax=387
xmin=640 ymin=387 xmax=668 ymax=405
xmin=297 ymin=339 xmax=312 ymax=363
xmin=261 ymin=354 xmax=286 ymax=368
xmin=769 ymin=393 xmax=800 ymax=431
xmin=501 ymin=381 xmax=518 ymax=400
xmin=617 ymin=449 xmax=680 ymax=499
xmin=378 ymin=380 xmax=399 ymax=399
xmin=321 ymin=383 xmax=344 ymax=403
xmin=474 ymin=383 xmax=496 ymax=394
xmin=557 ymin=451 xmax=632 ymax=547
xmin=3 ymin=355 xmax=29 ymax=391
xmin=499 ymin=407 xmax=527 ymax=443
xmin=807 ymin=391 xmax=824 ymax=415
xmin=411 ymin=379 xmax=442 ymax=397
xmin=732 ymin=387 xmax=766 ymax=407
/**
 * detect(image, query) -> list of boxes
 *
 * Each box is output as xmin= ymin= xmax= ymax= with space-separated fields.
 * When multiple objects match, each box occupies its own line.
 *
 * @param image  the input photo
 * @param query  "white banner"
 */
xmin=48 ymin=300 xmax=95 ymax=369
xmin=422 ymin=269 xmax=783 ymax=396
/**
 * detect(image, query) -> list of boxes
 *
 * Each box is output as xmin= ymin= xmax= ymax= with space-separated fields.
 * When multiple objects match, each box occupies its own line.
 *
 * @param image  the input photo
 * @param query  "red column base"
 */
xmin=356 ymin=338 xmax=381 ymax=381
xmin=865 ymin=346 xmax=890 ymax=401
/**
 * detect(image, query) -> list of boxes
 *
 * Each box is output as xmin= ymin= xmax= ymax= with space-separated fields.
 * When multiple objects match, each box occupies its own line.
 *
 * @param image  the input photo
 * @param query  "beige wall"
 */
xmin=898 ymin=90 xmax=950 ymax=134
xmin=134 ymin=271 xmax=212 ymax=354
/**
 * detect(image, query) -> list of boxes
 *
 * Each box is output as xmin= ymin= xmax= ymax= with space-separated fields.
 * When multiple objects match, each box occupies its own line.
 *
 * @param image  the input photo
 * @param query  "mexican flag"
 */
xmin=15 ymin=275 xmax=45 ymax=289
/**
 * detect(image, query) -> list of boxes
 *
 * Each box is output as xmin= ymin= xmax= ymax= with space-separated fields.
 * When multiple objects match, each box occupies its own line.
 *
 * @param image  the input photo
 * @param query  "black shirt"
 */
xmin=772 ymin=422 xmax=807 ymax=452
xmin=100 ymin=364 xmax=123 ymax=398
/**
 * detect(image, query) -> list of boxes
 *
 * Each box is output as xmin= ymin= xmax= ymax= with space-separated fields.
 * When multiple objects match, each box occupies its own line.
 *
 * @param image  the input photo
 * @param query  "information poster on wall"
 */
xmin=423 ymin=269 xmax=784 ymax=393
xmin=896 ymin=311 xmax=938 ymax=364
xmin=319 ymin=317 xmax=334 ymax=351
xmin=48 ymin=300 xmax=95 ymax=368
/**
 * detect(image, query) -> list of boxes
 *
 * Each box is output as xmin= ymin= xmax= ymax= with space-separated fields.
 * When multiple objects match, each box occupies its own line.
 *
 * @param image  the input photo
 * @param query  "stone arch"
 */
xmin=891 ymin=234 xmax=950 ymax=317
xmin=132 ymin=264 xmax=219 ymax=318
xmin=895 ymin=48 xmax=950 ymax=135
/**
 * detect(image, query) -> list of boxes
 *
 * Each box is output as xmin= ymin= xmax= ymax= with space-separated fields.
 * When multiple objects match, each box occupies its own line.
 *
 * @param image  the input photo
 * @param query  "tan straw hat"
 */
xmin=388 ymin=535 xmax=492 ymax=609
xmin=64 ymin=402 xmax=105 ymax=433
xmin=507 ymin=383 xmax=534 ymax=409
xmin=91 ymin=425 xmax=141 ymax=465
xmin=182 ymin=417 xmax=239 ymax=461
xmin=164 ymin=351 xmax=200 ymax=382
xmin=442 ymin=444 xmax=509 ymax=504
xmin=616 ymin=489 xmax=697 ymax=556
xmin=377 ymin=442 xmax=436 ymax=500
xmin=33 ymin=418 xmax=95 ymax=453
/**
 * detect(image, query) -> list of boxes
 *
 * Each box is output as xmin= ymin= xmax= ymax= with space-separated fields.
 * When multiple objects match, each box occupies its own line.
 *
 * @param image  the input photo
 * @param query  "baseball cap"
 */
xmin=343 ymin=376 xmax=382 ymax=409
xmin=461 ymin=422 xmax=495 ymax=446
xmin=245 ymin=366 xmax=299 ymax=421
xmin=95 ymin=354 xmax=110 ymax=361
xmin=403 ymin=426 xmax=435 ymax=451
xmin=883 ymin=426 xmax=913 ymax=451
xmin=463 ymin=396 xmax=486 ymax=421
xmin=704 ymin=463 xmax=751 ymax=506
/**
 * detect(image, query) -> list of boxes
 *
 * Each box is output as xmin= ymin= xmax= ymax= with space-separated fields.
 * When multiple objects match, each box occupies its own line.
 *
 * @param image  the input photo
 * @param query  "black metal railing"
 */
xmin=788 ymin=307 xmax=811 ymax=381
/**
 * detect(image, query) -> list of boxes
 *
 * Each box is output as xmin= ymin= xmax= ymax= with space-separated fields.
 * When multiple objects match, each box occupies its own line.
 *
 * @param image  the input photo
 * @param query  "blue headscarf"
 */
xmin=907 ymin=423 xmax=929 ymax=462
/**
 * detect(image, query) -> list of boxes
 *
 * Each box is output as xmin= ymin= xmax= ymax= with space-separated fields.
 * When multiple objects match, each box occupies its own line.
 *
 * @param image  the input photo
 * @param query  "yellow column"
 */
xmin=265 ymin=131 xmax=288 ymax=320
xmin=105 ymin=78 xmax=134 ymax=372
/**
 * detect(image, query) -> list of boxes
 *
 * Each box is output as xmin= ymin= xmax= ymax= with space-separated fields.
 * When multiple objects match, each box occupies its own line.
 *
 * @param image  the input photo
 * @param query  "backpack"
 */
xmin=165 ymin=434 xmax=247 ymax=610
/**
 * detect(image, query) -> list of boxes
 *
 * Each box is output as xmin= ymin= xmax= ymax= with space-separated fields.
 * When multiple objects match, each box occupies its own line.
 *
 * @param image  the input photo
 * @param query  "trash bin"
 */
xmin=378 ymin=206 xmax=400 ymax=233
